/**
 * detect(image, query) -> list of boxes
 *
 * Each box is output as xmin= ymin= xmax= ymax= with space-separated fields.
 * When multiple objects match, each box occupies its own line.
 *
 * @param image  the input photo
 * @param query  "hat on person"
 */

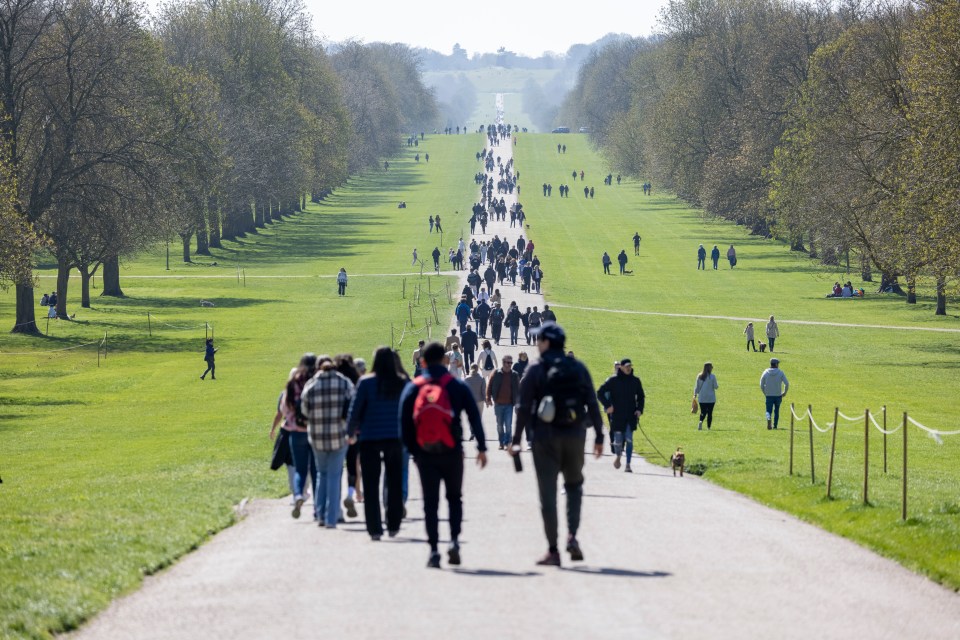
xmin=620 ymin=358 xmax=633 ymax=367
xmin=770 ymin=358 xmax=780 ymax=366
xmin=531 ymin=321 xmax=565 ymax=342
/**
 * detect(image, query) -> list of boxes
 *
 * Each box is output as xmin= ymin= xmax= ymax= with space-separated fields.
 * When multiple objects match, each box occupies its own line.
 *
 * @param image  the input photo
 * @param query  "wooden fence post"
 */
xmin=808 ymin=404 xmax=815 ymax=484
xmin=789 ymin=403 xmax=795 ymax=475
xmin=402 ymin=277 xmax=406 ymax=299
xmin=863 ymin=408 xmax=870 ymax=505
xmin=391 ymin=323 xmax=395 ymax=350
xmin=408 ymin=303 xmax=413 ymax=327
xmin=147 ymin=312 xmax=152 ymax=337
xmin=827 ymin=407 xmax=839 ymax=499
xmin=902 ymin=412 xmax=908 ymax=521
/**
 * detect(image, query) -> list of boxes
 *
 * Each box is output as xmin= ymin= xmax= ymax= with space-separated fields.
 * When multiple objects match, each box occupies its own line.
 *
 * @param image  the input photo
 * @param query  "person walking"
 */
xmin=472 ymin=299 xmax=491 ymax=338
xmin=711 ymin=245 xmax=720 ymax=270
xmin=766 ymin=315 xmax=780 ymax=352
xmin=200 ymin=338 xmax=217 ymax=380
xmin=633 ymin=232 xmax=641 ymax=256
xmin=478 ymin=339 xmax=498 ymax=380
xmin=347 ymin=347 xmax=406 ymax=540
xmin=281 ymin=354 xmax=317 ymax=520
xmin=506 ymin=302 xmax=522 ymax=345
xmin=596 ymin=358 xmax=645 ymax=472
xmin=617 ymin=250 xmax=628 ymax=275
xmin=400 ymin=342 xmax=487 ymax=568
xmin=337 ymin=268 xmax=348 ymax=296
xmin=727 ymin=245 xmax=737 ymax=268
xmin=486 ymin=355 xmax=520 ymax=450
xmin=412 ymin=248 xmax=418 ymax=266
xmin=744 ymin=322 xmax=757 ymax=352
xmin=464 ymin=364 xmax=486 ymax=421
xmin=455 ymin=296 xmax=472 ymax=333
xmin=490 ymin=303 xmax=505 ymax=345
xmin=432 ymin=247 xmax=441 ymax=273
xmin=602 ymin=252 xmax=612 ymax=275
xmin=446 ymin=343 xmax=466 ymax=379
xmin=760 ymin=358 xmax=789 ymax=430
xmin=444 ymin=328 xmax=461 ymax=352
xmin=693 ymin=362 xmax=719 ymax=431
xmin=697 ymin=244 xmax=706 ymax=270
xmin=461 ymin=324 xmax=478 ymax=370
xmin=434 ymin=214 xmax=443 ymax=234
xmin=301 ymin=356 xmax=355 ymax=528
xmin=429 ymin=215 xmax=434 ymax=233
xmin=511 ymin=323 xmax=604 ymax=566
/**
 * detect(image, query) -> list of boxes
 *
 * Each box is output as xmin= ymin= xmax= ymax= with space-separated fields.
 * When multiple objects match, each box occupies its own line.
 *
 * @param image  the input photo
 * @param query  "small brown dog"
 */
xmin=671 ymin=448 xmax=686 ymax=477
xmin=758 ymin=341 xmax=767 ymax=352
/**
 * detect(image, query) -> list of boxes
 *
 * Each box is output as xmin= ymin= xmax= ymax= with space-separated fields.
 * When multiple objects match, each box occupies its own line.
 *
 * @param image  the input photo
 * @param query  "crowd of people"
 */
xmin=697 ymin=244 xmax=737 ymax=269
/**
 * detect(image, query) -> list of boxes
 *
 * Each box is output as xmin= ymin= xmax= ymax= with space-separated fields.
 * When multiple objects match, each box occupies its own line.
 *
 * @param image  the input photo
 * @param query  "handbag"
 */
xmin=270 ymin=429 xmax=292 ymax=470
xmin=691 ymin=397 xmax=699 ymax=414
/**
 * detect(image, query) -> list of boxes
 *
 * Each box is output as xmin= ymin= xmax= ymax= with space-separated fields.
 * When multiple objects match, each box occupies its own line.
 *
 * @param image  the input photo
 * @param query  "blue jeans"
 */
xmin=312 ymin=444 xmax=348 ymax=527
xmin=765 ymin=395 xmax=783 ymax=427
xmin=288 ymin=431 xmax=316 ymax=505
xmin=768 ymin=337 xmax=776 ymax=352
xmin=494 ymin=404 xmax=514 ymax=446
xmin=612 ymin=428 xmax=634 ymax=464
xmin=509 ymin=325 xmax=519 ymax=344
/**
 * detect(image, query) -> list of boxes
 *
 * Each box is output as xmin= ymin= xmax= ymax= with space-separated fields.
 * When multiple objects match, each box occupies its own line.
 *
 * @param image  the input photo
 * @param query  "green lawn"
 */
xmin=515 ymin=133 xmax=960 ymax=590
xmin=0 ymin=135 xmax=480 ymax=638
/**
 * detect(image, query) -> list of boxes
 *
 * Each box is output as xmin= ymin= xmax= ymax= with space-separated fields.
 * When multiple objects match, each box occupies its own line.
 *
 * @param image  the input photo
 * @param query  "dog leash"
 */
xmin=636 ymin=424 xmax=671 ymax=464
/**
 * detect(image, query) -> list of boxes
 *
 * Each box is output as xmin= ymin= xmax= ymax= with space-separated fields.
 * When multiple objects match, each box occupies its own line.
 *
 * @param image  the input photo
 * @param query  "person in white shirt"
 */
xmin=759 ymin=358 xmax=789 ymax=430
xmin=446 ymin=343 xmax=466 ymax=379
xmin=694 ymin=362 xmax=719 ymax=430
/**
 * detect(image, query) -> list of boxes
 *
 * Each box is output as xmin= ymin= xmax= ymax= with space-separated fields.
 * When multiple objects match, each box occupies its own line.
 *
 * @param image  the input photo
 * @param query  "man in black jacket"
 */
xmin=596 ymin=358 xmax=645 ymax=472
xmin=511 ymin=323 xmax=604 ymax=566
xmin=401 ymin=342 xmax=487 ymax=568
xmin=490 ymin=303 xmax=505 ymax=345
xmin=460 ymin=324 xmax=478 ymax=370
xmin=472 ymin=299 xmax=491 ymax=338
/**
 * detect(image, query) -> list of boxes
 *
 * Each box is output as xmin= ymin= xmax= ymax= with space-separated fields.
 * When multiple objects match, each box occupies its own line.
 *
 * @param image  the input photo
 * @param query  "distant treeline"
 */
xmin=561 ymin=0 xmax=960 ymax=314
xmin=1 ymin=0 xmax=439 ymax=333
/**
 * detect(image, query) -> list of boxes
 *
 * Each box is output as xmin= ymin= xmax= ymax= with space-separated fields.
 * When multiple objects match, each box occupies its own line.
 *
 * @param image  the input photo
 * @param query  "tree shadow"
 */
xmin=561 ymin=566 xmax=671 ymax=578
xmin=582 ymin=494 xmax=637 ymax=500
xmin=452 ymin=568 xmax=541 ymax=577
xmin=0 ymin=397 xmax=85 ymax=407
xmin=112 ymin=296 xmax=277 ymax=310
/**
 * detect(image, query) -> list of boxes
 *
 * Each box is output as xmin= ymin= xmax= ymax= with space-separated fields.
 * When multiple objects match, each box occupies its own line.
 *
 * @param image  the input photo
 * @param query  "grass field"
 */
xmin=515 ymin=134 xmax=960 ymax=590
xmin=0 ymin=135 xmax=481 ymax=638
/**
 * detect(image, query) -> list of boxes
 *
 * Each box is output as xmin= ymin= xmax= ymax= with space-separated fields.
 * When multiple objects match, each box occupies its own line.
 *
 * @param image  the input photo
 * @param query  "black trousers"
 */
xmin=415 ymin=452 xmax=463 ymax=551
xmin=464 ymin=349 xmax=475 ymax=369
xmin=491 ymin=323 xmax=503 ymax=343
xmin=532 ymin=432 xmax=585 ymax=551
xmin=698 ymin=402 xmax=716 ymax=428
xmin=359 ymin=439 xmax=404 ymax=536
xmin=346 ymin=442 xmax=359 ymax=493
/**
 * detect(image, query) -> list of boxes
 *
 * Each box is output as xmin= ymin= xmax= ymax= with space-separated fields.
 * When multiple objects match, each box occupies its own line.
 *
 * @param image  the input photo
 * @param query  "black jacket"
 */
xmin=487 ymin=368 xmax=520 ymax=405
xmin=461 ymin=329 xmax=478 ymax=355
xmin=597 ymin=371 xmax=645 ymax=428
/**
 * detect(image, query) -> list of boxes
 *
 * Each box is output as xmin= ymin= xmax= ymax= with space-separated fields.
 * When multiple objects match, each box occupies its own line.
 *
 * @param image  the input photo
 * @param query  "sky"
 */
xmin=144 ymin=0 xmax=669 ymax=58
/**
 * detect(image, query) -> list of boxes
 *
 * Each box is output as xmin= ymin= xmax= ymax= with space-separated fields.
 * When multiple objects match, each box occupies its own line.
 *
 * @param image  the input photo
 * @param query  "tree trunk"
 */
xmin=906 ymin=275 xmax=917 ymax=304
xmin=56 ymin=256 xmax=71 ymax=320
xmin=79 ymin=265 xmax=92 ymax=308
xmin=12 ymin=282 xmax=40 ymax=334
xmin=243 ymin=202 xmax=256 ymax=234
xmin=935 ymin=276 xmax=946 ymax=315
xmin=294 ymin=195 xmax=302 ymax=212
xmin=207 ymin=196 xmax=222 ymax=248
xmin=271 ymin=199 xmax=281 ymax=221
xmin=101 ymin=255 xmax=124 ymax=297
xmin=196 ymin=218 xmax=210 ymax=255
xmin=860 ymin=254 xmax=872 ymax=282
xmin=301 ymin=193 xmax=306 ymax=210
xmin=255 ymin=201 xmax=265 ymax=228
xmin=181 ymin=232 xmax=192 ymax=262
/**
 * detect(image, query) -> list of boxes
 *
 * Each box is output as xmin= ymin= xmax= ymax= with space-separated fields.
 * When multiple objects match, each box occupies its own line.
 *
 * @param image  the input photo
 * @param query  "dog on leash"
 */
xmin=671 ymin=448 xmax=685 ymax=477
xmin=758 ymin=341 xmax=767 ymax=352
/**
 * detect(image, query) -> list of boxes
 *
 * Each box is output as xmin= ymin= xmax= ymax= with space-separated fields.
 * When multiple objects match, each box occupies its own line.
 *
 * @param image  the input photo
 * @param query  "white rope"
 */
xmin=869 ymin=411 xmax=902 ymax=435
xmin=0 ymin=338 xmax=104 ymax=355
xmin=907 ymin=416 xmax=960 ymax=444
xmin=837 ymin=411 xmax=865 ymax=422
xmin=790 ymin=405 xmax=807 ymax=420
xmin=808 ymin=412 xmax=833 ymax=433
xmin=151 ymin=316 xmax=207 ymax=330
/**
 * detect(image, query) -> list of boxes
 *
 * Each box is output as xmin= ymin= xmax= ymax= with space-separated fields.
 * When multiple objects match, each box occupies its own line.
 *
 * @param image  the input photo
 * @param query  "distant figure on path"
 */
xmin=432 ymin=247 xmax=441 ymax=273
xmin=744 ymin=322 xmax=757 ymax=352
xmin=759 ymin=358 xmax=789 ymax=430
xmin=617 ymin=250 xmax=628 ymax=275
xmin=766 ymin=315 xmax=780 ymax=352
xmin=201 ymin=338 xmax=217 ymax=380
xmin=434 ymin=214 xmax=443 ymax=234
xmin=711 ymin=245 xmax=720 ymax=270
xmin=412 ymin=248 xmax=418 ymax=266
xmin=697 ymin=244 xmax=706 ymax=270
xmin=633 ymin=232 xmax=641 ymax=256
xmin=400 ymin=342 xmax=487 ymax=568
xmin=429 ymin=215 xmax=434 ymax=233
xmin=337 ymin=268 xmax=348 ymax=296
xmin=602 ymin=252 xmax=612 ymax=275
xmin=727 ymin=245 xmax=737 ymax=268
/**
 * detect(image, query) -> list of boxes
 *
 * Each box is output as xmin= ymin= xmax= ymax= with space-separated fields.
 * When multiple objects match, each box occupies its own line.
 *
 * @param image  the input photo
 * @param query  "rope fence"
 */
xmin=787 ymin=402 xmax=959 ymax=521
xmin=0 ymin=332 xmax=108 ymax=367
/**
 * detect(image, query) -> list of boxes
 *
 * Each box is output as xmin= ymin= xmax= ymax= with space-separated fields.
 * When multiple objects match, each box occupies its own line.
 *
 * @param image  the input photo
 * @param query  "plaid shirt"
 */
xmin=301 ymin=370 xmax=354 ymax=451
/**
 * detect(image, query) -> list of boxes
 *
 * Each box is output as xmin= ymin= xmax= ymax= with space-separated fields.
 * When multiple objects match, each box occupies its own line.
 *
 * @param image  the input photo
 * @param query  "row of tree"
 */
xmin=562 ymin=0 xmax=959 ymax=314
xmin=1 ymin=0 xmax=439 ymax=333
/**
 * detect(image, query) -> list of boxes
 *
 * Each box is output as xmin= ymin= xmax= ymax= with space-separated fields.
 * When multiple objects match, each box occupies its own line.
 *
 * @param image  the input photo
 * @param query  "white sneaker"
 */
xmin=697 ymin=420 xmax=703 ymax=431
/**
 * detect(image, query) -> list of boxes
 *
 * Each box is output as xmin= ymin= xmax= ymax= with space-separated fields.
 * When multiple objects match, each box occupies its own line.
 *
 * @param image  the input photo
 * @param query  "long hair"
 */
xmin=334 ymin=354 xmax=360 ymax=383
xmin=698 ymin=362 xmax=713 ymax=381
xmin=370 ymin=346 xmax=405 ymax=398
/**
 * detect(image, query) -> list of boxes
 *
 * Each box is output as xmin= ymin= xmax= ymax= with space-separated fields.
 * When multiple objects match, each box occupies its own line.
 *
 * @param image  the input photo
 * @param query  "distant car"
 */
xmin=578 ymin=127 xmax=590 ymax=133
xmin=551 ymin=126 xmax=570 ymax=133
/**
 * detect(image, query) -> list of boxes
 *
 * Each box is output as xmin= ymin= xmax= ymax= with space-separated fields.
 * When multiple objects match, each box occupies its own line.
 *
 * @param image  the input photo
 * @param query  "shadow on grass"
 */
xmin=108 ymin=296 xmax=277 ymax=311
xmin=0 ymin=397 xmax=86 ymax=407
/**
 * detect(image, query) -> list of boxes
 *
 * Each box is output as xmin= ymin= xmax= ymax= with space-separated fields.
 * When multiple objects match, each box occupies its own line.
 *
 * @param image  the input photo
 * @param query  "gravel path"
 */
xmin=70 ymin=111 xmax=960 ymax=640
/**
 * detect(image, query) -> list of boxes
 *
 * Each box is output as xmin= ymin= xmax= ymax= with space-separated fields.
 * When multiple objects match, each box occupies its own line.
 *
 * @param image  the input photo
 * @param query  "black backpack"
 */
xmin=543 ymin=356 xmax=586 ymax=427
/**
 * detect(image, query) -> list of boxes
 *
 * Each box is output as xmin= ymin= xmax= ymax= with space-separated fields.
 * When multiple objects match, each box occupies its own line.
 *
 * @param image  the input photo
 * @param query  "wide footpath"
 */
xmin=72 ymin=133 xmax=960 ymax=639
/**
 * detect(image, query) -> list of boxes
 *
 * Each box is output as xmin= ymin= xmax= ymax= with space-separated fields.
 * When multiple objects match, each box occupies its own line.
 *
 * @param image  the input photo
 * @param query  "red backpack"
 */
xmin=412 ymin=373 xmax=456 ymax=453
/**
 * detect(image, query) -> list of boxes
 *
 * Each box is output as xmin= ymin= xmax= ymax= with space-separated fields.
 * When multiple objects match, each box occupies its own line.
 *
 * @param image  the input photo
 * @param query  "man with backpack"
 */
xmin=401 ymin=342 xmax=488 ymax=569
xmin=490 ymin=302 xmax=505 ymax=345
xmin=510 ymin=323 xmax=604 ymax=567
xmin=596 ymin=358 xmax=645 ymax=472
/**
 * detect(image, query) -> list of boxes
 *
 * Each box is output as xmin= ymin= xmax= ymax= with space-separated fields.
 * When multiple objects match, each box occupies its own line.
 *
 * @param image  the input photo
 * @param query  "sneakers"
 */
xmin=566 ymin=537 xmax=584 ymax=562
xmin=614 ymin=454 xmax=622 ymax=469
xmin=427 ymin=552 xmax=442 ymax=569
xmin=388 ymin=529 xmax=399 ymax=538
xmin=767 ymin=419 xmax=772 ymax=430
xmin=370 ymin=533 xmax=382 ymax=541
xmin=697 ymin=420 xmax=703 ymax=431
xmin=448 ymin=543 xmax=461 ymax=566
xmin=343 ymin=496 xmax=357 ymax=518
xmin=625 ymin=464 xmax=632 ymax=473
xmin=291 ymin=497 xmax=305 ymax=519
xmin=536 ymin=551 xmax=561 ymax=566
